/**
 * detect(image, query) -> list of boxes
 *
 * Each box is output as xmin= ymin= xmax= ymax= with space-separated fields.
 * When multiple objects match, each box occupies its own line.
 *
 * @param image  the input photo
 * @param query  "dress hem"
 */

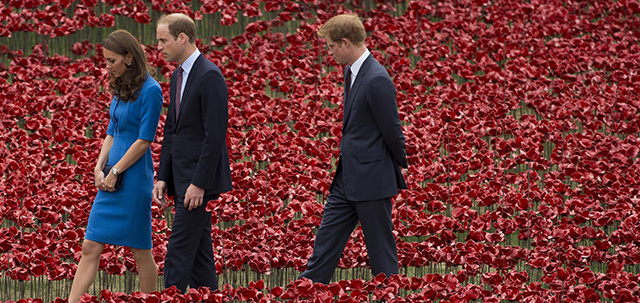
xmin=84 ymin=235 xmax=153 ymax=250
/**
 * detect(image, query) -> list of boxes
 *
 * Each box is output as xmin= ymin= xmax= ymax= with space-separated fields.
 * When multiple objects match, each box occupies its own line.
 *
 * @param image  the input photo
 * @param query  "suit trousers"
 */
xmin=299 ymin=165 xmax=398 ymax=284
xmin=164 ymin=195 xmax=219 ymax=293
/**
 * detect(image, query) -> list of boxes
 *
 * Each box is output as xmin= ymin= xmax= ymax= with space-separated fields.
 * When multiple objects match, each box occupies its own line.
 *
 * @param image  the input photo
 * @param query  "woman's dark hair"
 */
xmin=102 ymin=30 xmax=155 ymax=102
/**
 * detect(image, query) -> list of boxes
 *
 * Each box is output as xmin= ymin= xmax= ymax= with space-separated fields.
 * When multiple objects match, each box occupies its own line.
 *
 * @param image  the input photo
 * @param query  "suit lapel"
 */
xmin=343 ymin=55 xmax=372 ymax=129
xmin=174 ymin=54 xmax=204 ymax=129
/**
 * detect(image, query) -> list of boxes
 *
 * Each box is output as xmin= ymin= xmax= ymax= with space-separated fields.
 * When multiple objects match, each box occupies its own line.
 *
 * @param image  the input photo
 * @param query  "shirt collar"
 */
xmin=349 ymin=48 xmax=370 ymax=79
xmin=180 ymin=48 xmax=201 ymax=75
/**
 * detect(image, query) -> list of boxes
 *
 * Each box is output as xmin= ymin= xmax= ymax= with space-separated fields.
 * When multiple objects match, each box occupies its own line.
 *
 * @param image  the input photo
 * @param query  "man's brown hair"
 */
xmin=157 ymin=13 xmax=196 ymax=44
xmin=318 ymin=14 xmax=366 ymax=46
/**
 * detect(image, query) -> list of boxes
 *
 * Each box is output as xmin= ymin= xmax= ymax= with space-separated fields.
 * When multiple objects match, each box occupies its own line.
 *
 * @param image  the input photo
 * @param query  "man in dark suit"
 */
xmin=153 ymin=13 xmax=232 ymax=292
xmin=299 ymin=14 xmax=408 ymax=284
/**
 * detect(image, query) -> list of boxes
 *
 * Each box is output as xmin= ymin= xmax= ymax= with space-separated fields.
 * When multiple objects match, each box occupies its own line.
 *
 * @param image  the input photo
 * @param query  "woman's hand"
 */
xmin=103 ymin=172 xmax=117 ymax=192
xmin=95 ymin=168 xmax=108 ymax=191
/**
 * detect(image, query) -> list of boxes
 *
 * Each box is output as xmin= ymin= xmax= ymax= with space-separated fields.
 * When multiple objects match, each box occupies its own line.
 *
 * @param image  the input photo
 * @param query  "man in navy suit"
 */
xmin=299 ymin=14 xmax=408 ymax=284
xmin=153 ymin=13 xmax=232 ymax=292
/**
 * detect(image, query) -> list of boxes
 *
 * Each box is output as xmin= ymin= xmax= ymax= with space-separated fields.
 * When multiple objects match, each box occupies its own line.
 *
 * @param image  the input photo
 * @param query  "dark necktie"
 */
xmin=344 ymin=66 xmax=352 ymax=101
xmin=175 ymin=67 xmax=183 ymax=119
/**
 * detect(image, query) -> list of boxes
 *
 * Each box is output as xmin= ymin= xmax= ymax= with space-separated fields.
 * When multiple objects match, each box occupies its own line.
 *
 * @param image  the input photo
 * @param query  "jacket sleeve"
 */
xmin=191 ymin=68 xmax=229 ymax=189
xmin=367 ymin=74 xmax=408 ymax=168
xmin=157 ymin=76 xmax=175 ymax=183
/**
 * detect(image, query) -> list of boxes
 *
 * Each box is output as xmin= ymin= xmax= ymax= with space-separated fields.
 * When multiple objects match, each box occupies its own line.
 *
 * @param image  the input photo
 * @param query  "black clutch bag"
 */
xmin=102 ymin=165 xmax=124 ymax=191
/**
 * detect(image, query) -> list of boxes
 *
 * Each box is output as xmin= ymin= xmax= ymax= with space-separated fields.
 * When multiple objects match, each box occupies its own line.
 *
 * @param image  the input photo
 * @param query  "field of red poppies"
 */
xmin=2 ymin=0 xmax=640 ymax=302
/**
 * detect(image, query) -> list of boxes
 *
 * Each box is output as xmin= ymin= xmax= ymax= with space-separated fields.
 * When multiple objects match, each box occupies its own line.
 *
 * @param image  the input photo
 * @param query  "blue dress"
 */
xmin=85 ymin=75 xmax=163 ymax=249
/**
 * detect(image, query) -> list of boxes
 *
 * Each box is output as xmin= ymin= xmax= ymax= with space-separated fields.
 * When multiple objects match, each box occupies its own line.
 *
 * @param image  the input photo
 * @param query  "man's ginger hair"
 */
xmin=318 ymin=14 xmax=366 ymax=46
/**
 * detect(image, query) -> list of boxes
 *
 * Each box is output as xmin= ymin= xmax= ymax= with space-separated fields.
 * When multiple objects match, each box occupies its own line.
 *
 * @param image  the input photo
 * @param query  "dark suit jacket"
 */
xmin=338 ymin=54 xmax=408 ymax=201
xmin=158 ymin=53 xmax=232 ymax=198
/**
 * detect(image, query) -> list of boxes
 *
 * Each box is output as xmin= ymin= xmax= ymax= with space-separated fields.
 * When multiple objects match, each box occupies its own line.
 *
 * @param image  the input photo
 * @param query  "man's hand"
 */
xmin=184 ymin=184 xmax=205 ymax=211
xmin=399 ymin=166 xmax=408 ymax=176
xmin=153 ymin=180 xmax=168 ymax=208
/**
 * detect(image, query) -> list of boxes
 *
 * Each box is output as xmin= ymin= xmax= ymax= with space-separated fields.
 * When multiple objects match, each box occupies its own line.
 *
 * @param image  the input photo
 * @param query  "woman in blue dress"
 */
xmin=69 ymin=30 xmax=163 ymax=302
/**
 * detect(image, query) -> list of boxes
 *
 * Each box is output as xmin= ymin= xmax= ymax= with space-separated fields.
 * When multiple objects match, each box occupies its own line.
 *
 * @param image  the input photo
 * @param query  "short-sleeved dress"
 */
xmin=85 ymin=75 xmax=163 ymax=250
